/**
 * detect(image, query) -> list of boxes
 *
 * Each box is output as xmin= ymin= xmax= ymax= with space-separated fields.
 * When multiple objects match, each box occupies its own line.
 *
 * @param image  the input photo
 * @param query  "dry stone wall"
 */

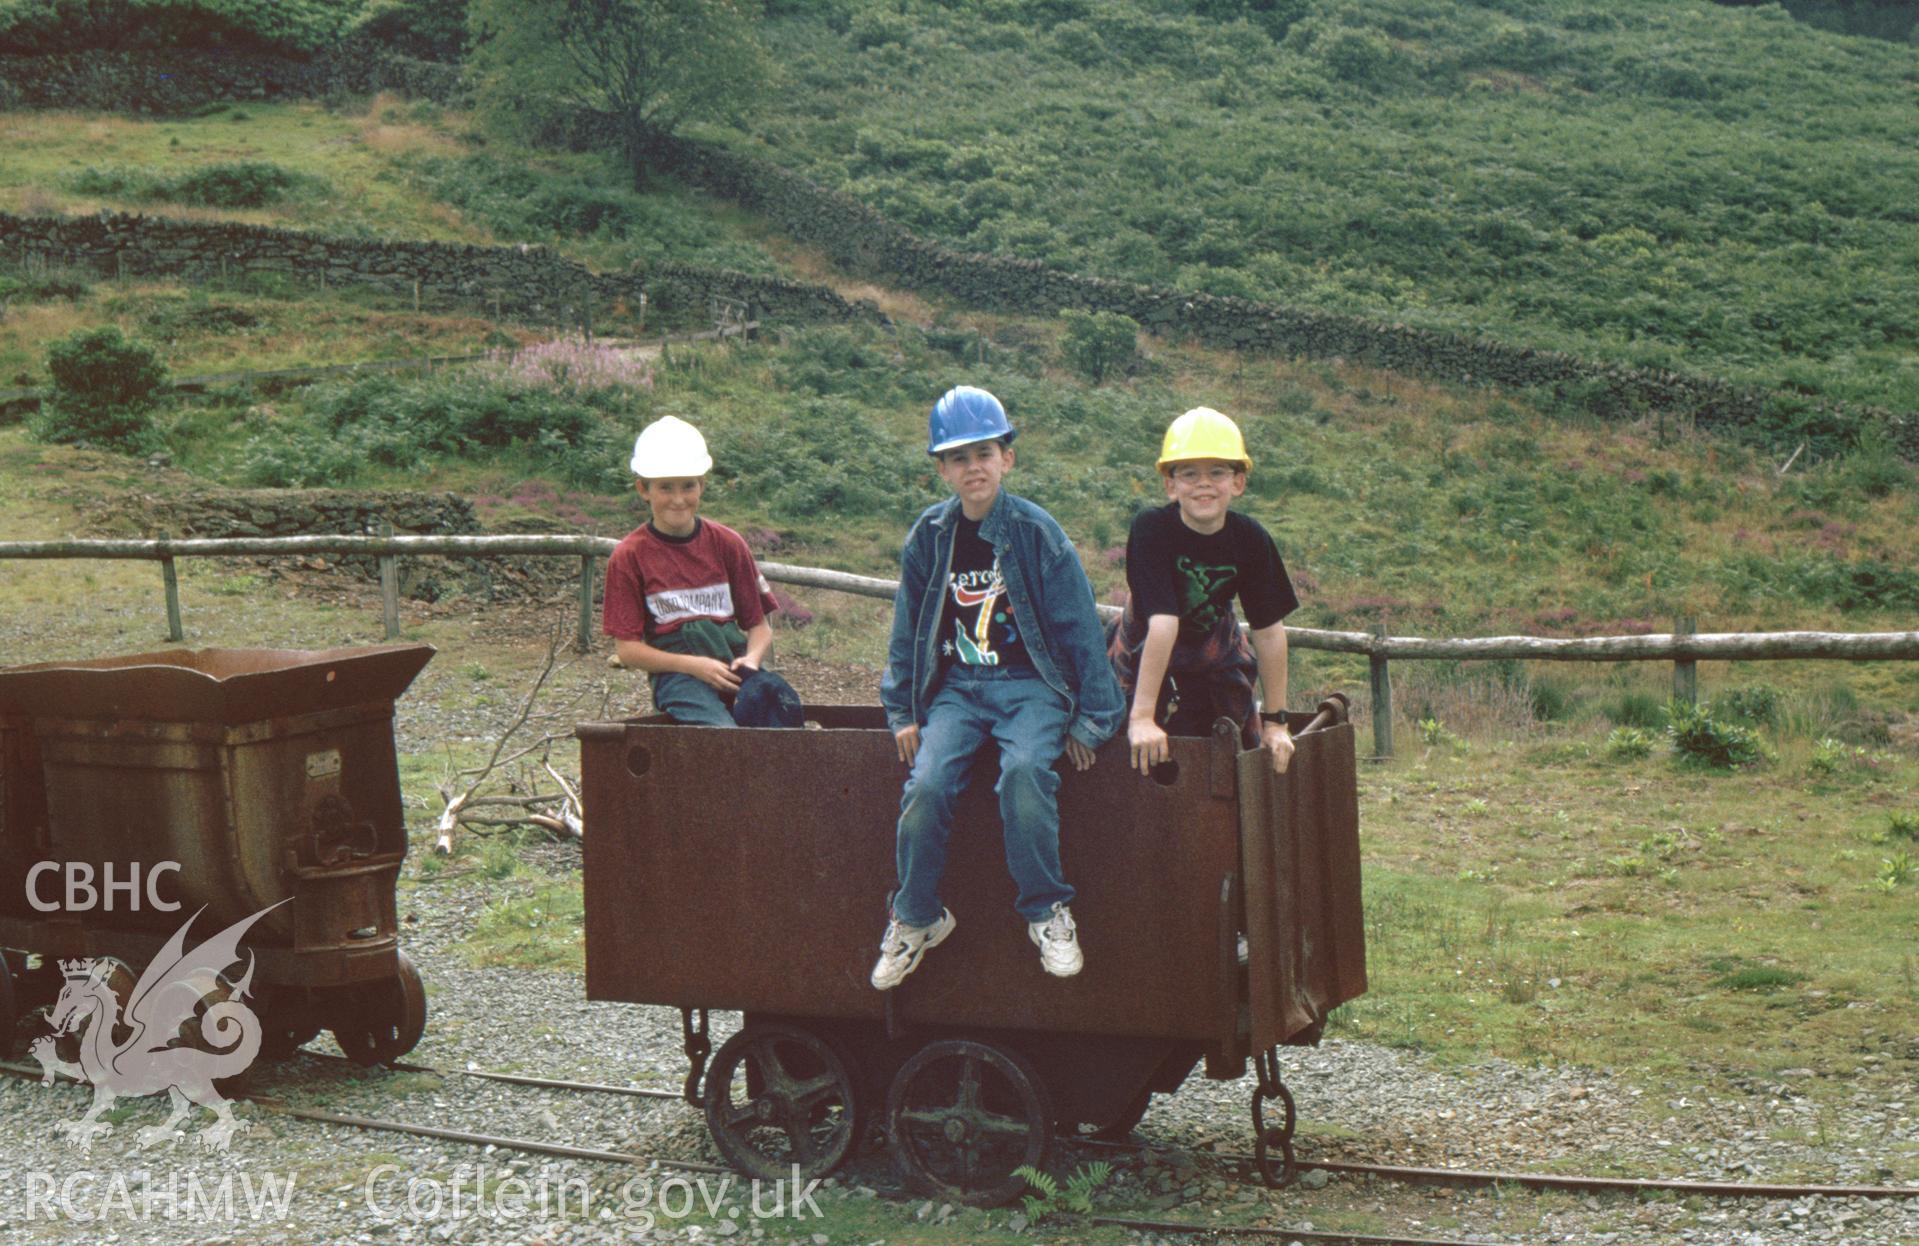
xmin=647 ymin=133 xmax=1913 ymax=455
xmin=0 ymin=43 xmax=465 ymax=112
xmin=0 ymin=211 xmax=881 ymax=330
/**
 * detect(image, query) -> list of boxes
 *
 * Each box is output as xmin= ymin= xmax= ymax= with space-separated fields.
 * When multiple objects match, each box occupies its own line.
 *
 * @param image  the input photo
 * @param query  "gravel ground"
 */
xmin=0 ymin=603 xmax=1914 ymax=1244
xmin=0 ymin=862 xmax=1912 ymax=1246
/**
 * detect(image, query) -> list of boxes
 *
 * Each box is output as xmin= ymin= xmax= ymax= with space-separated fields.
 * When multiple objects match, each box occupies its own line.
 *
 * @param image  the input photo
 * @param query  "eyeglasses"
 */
xmin=1171 ymin=465 xmax=1239 ymax=485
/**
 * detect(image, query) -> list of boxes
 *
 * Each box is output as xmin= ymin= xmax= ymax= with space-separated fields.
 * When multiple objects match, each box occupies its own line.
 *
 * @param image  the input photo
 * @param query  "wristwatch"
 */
xmin=1258 ymin=711 xmax=1291 ymax=730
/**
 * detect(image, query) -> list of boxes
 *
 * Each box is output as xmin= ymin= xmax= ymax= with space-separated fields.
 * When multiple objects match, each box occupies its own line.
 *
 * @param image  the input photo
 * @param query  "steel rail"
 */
xmin=1092 ymin=1218 xmax=1505 ymax=1246
xmin=1252 ymin=1157 xmax=1919 ymax=1202
xmin=247 ymin=1097 xmax=730 ymax=1174
xmin=306 ymin=1051 xmax=684 ymax=1100
xmin=0 ymin=1058 xmax=721 ymax=1173
xmin=1077 ymin=1139 xmax=1919 ymax=1202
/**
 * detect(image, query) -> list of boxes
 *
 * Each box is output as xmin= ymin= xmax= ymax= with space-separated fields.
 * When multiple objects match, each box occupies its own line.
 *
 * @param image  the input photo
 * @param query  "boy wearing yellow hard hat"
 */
xmin=1109 ymin=407 xmax=1298 ymax=776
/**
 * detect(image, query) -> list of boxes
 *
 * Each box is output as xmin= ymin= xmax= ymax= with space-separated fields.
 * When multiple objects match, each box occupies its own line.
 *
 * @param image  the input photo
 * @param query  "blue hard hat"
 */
xmin=927 ymin=386 xmax=1016 ymax=456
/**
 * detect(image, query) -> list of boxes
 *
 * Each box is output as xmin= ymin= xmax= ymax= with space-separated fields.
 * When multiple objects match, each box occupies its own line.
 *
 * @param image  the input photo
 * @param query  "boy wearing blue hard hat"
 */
xmin=874 ymin=386 xmax=1125 ymax=990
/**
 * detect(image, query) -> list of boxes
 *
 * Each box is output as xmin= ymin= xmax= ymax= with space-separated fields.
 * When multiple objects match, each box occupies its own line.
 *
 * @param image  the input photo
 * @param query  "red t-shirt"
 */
xmin=602 ymin=519 xmax=778 ymax=642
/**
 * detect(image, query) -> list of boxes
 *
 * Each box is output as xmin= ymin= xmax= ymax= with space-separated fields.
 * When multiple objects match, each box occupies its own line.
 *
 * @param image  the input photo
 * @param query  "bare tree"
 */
xmin=431 ymin=625 xmax=609 ymax=854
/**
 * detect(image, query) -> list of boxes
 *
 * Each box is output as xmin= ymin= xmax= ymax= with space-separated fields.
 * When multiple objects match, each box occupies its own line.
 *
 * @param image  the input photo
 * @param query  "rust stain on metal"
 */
xmin=0 ymin=645 xmax=433 ymax=987
xmin=580 ymin=701 xmax=1365 ymax=1047
xmin=1238 ymin=699 xmax=1367 ymax=1049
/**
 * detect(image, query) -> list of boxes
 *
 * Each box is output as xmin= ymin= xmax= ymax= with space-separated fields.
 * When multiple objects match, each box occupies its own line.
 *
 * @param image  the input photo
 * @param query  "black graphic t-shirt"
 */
xmin=937 ymin=516 xmax=1033 ymax=671
xmin=1125 ymin=504 xmax=1298 ymax=645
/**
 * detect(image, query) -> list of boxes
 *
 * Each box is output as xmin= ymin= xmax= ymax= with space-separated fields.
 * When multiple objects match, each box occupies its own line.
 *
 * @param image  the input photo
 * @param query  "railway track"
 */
xmin=4 ymin=1050 xmax=1912 ymax=1246
xmin=314 ymin=1052 xmax=1919 ymax=1204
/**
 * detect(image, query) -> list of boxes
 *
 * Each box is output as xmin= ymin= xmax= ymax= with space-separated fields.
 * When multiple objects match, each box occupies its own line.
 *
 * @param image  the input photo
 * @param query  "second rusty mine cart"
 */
xmin=0 ymin=644 xmax=434 ymax=1066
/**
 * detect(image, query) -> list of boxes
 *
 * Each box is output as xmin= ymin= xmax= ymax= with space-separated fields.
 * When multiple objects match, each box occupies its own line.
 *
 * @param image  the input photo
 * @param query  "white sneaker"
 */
xmin=1029 ymin=903 xmax=1084 ymax=978
xmin=870 ymin=909 xmax=956 ymax=991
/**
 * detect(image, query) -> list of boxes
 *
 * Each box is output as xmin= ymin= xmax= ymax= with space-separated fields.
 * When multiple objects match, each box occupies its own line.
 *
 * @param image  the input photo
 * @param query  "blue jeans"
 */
xmin=892 ymin=666 xmax=1074 ymax=927
xmin=652 ymin=668 xmax=804 ymax=728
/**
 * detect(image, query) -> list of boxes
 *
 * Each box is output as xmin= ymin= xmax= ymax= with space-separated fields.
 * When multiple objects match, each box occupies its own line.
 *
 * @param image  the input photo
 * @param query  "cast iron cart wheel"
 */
xmin=259 ymin=1016 xmax=323 ymax=1062
xmin=702 ymin=1022 xmax=860 ymax=1182
xmin=333 ymin=950 xmax=427 ymax=1067
xmin=885 ymin=1039 xmax=1054 ymax=1207
xmin=254 ymin=986 xmax=321 ymax=1062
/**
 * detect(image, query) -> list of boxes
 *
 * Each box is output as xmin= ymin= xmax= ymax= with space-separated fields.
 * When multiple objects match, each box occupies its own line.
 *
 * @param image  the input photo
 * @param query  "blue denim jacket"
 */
xmin=881 ymin=490 xmax=1125 ymax=752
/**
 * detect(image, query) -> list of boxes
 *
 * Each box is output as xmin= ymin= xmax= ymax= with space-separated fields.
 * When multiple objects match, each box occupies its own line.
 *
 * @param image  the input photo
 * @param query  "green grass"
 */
xmin=463 ymin=875 xmax=586 ymax=973
xmin=727 ymin=0 xmax=1919 ymax=413
xmin=1341 ymin=730 xmax=1919 ymax=1120
xmin=0 ymin=278 xmax=528 ymax=392
xmin=0 ymin=97 xmax=784 ymax=276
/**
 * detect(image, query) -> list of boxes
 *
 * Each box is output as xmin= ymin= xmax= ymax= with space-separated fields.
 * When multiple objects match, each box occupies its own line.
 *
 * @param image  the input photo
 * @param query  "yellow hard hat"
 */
xmin=1157 ymin=407 xmax=1251 ymax=473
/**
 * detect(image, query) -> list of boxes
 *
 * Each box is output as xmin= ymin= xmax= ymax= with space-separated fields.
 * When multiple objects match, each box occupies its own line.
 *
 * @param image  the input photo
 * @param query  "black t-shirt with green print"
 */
xmin=1125 ymin=504 xmax=1298 ymax=645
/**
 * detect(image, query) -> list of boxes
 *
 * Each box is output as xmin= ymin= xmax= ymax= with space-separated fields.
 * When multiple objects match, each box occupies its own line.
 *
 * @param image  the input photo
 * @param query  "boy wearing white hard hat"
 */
xmin=602 ymin=415 xmax=802 ymax=728
xmin=1110 ymin=407 xmax=1298 ymax=777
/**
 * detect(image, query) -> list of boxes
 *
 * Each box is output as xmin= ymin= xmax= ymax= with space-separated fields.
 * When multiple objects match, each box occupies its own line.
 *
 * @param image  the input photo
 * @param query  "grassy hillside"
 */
xmin=727 ymin=0 xmax=1919 ymax=415
xmin=0 ymin=97 xmax=781 ymax=273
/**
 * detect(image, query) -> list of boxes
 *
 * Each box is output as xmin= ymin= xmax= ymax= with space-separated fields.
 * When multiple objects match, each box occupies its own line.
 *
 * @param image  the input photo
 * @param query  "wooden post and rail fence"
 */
xmin=3 ymin=533 xmax=1916 ymax=759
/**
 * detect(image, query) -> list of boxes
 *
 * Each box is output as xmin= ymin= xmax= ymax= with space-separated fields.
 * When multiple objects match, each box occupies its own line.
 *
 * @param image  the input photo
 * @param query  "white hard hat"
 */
xmin=630 ymin=415 xmax=712 ymax=478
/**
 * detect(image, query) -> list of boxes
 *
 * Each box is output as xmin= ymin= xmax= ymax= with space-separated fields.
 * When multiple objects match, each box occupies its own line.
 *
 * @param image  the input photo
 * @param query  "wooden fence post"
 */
xmin=576 ymin=554 xmax=596 ymax=654
xmin=1673 ymin=615 xmax=1698 ymax=706
xmin=1369 ymin=623 xmax=1393 ymax=760
xmin=379 ymin=519 xmax=400 ymax=641
xmin=158 ymin=531 xmax=183 ymax=643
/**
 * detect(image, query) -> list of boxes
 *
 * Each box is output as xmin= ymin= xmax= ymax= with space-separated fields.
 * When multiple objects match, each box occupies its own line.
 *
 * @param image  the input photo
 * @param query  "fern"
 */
xmin=1063 ymin=1160 xmax=1113 ymax=1213
xmin=1015 ymin=1162 xmax=1111 ymax=1223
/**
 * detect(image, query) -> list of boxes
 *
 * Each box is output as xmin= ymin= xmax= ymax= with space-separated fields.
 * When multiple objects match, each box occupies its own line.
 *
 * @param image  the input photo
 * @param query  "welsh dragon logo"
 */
xmin=30 ymin=903 xmax=280 ymax=1153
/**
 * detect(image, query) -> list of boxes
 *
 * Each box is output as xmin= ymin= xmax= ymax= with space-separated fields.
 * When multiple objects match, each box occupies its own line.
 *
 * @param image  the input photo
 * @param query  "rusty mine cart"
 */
xmin=0 ymin=645 xmax=435 ymax=1068
xmin=579 ymin=695 xmax=1366 ymax=1205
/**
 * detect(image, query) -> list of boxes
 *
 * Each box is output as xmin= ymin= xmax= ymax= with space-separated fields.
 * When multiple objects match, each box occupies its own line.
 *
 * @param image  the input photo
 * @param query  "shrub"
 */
xmin=1315 ymin=26 xmax=1402 ymax=86
xmin=1878 ymin=851 xmax=1914 ymax=893
xmin=65 ymin=161 xmax=322 ymax=208
xmin=350 ymin=0 xmax=468 ymax=60
xmin=30 ymin=327 xmax=167 ymax=452
xmin=1718 ymin=684 xmax=1782 ymax=727
xmin=1605 ymin=727 xmax=1656 ymax=761
xmin=170 ymin=161 xmax=317 ymax=208
xmin=1057 ymin=309 xmax=1140 ymax=383
xmin=1602 ymin=690 xmax=1667 ymax=730
xmin=0 ymin=267 xmax=89 ymax=303
xmin=0 ymin=0 xmax=356 ymax=55
xmin=237 ymin=372 xmax=618 ymax=487
xmin=1667 ymin=701 xmax=1767 ymax=771
xmin=1529 ymin=678 xmax=1578 ymax=722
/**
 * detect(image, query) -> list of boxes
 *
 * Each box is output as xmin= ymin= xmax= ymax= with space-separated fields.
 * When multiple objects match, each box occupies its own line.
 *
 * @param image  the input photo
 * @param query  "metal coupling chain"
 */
xmin=680 ymin=1007 xmax=711 ymax=1106
xmin=1251 ymin=1045 xmax=1298 ymax=1188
